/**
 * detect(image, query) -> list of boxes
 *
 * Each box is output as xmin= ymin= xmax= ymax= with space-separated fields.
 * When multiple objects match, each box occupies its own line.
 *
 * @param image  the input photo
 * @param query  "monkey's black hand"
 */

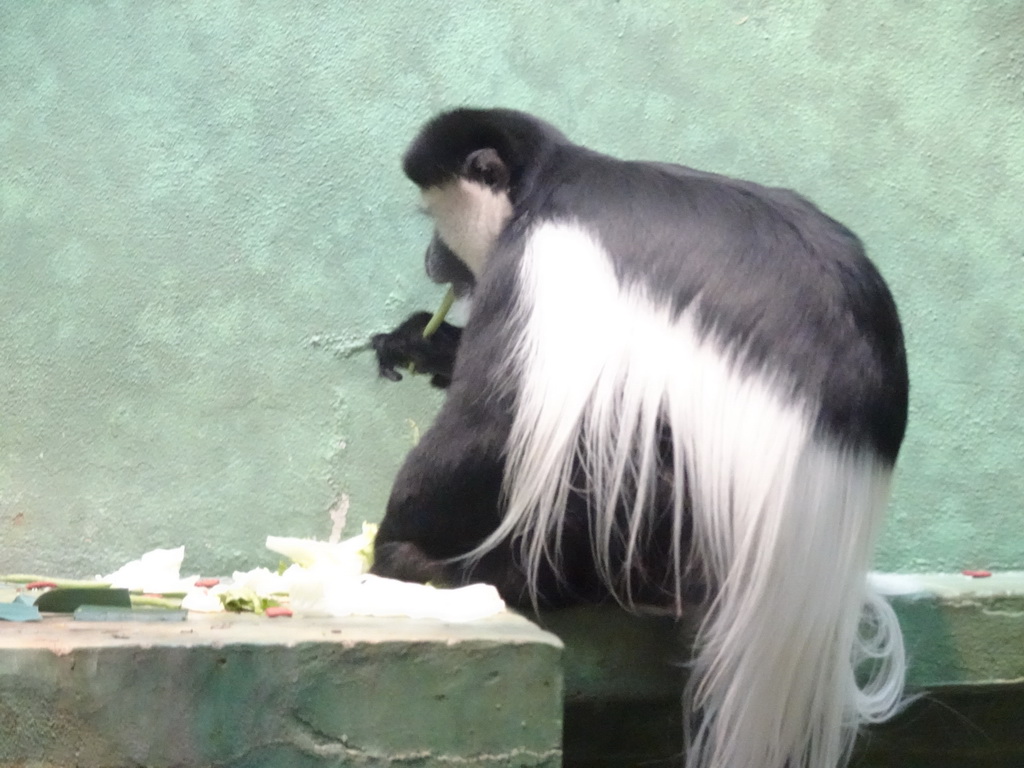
xmin=371 ymin=311 xmax=463 ymax=389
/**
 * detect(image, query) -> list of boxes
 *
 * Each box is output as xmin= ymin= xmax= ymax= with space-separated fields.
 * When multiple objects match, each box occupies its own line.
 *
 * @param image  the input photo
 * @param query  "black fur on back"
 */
xmin=403 ymin=108 xmax=908 ymax=463
xmin=373 ymin=108 xmax=908 ymax=607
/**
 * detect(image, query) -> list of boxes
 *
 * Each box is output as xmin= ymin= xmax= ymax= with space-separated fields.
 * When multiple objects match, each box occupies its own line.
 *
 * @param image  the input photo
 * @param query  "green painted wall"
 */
xmin=1 ymin=1 xmax=1021 ymax=578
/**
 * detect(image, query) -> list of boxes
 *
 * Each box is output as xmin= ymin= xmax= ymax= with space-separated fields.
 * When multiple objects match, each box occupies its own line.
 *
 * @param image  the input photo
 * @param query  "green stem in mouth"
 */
xmin=422 ymin=286 xmax=456 ymax=338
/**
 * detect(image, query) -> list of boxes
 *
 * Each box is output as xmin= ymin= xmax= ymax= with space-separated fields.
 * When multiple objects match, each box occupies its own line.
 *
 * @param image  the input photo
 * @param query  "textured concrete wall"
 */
xmin=1 ymin=1 xmax=1021 ymax=577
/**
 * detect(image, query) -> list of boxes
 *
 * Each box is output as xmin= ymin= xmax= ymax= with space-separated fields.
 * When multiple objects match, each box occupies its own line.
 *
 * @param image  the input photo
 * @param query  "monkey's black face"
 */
xmin=418 ymin=177 xmax=512 ymax=279
xmin=423 ymin=233 xmax=475 ymax=298
xmin=412 ymin=139 xmax=513 ymax=285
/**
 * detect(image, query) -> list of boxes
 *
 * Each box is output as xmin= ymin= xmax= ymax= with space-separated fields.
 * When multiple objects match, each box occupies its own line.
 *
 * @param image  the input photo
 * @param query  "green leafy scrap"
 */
xmin=220 ymin=594 xmax=283 ymax=614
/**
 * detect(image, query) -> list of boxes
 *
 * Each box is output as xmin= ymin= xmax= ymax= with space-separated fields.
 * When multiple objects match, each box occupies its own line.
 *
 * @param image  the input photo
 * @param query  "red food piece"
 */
xmin=25 ymin=581 xmax=59 ymax=590
xmin=265 ymin=606 xmax=293 ymax=618
xmin=194 ymin=578 xmax=220 ymax=588
xmin=962 ymin=569 xmax=992 ymax=578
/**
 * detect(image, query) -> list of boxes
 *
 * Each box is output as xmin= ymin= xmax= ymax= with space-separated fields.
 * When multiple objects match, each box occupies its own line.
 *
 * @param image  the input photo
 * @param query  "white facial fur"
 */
xmin=421 ymin=180 xmax=513 ymax=277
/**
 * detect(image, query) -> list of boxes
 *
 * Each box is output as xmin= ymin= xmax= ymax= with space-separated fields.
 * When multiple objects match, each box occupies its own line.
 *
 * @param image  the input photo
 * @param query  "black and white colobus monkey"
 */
xmin=370 ymin=108 xmax=909 ymax=768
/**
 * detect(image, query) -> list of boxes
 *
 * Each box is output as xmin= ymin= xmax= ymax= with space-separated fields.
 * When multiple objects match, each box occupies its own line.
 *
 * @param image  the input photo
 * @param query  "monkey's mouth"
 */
xmin=424 ymin=234 xmax=476 ymax=298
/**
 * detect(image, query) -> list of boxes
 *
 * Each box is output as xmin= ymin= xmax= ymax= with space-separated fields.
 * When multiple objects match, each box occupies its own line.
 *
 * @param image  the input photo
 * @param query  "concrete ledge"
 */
xmin=0 ymin=613 xmax=563 ymax=768
xmin=540 ymin=571 xmax=1024 ymax=701
xmin=539 ymin=573 xmax=1024 ymax=767
xmin=879 ymin=571 xmax=1024 ymax=687
xmin=2 ymin=573 xmax=1021 ymax=767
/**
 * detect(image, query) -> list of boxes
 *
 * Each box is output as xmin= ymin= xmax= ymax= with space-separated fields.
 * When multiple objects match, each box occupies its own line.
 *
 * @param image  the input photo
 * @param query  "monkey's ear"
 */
xmin=463 ymin=148 xmax=510 ymax=190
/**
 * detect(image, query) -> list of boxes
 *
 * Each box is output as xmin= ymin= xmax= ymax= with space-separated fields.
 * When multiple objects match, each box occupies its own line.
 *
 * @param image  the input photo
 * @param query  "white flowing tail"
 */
xmin=473 ymin=220 xmax=907 ymax=768
xmin=681 ymin=441 xmax=907 ymax=768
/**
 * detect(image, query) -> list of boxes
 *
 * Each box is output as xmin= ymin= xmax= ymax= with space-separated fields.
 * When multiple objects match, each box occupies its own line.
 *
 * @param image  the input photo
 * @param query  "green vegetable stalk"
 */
xmin=422 ymin=287 xmax=456 ymax=338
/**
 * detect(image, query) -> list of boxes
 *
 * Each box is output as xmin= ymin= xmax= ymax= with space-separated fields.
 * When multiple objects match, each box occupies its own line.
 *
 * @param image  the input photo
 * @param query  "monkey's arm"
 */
xmin=370 ymin=387 xmax=518 ymax=588
xmin=370 ymin=376 xmax=597 ymax=610
xmin=370 ymin=311 xmax=463 ymax=388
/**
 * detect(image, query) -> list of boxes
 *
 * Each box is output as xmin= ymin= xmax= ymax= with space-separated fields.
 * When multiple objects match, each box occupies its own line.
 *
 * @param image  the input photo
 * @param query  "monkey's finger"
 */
xmin=378 ymin=365 xmax=403 ymax=382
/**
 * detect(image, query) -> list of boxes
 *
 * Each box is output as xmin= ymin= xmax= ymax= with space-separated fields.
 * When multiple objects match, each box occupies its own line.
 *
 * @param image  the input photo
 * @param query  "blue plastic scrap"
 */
xmin=0 ymin=594 xmax=42 ymax=622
